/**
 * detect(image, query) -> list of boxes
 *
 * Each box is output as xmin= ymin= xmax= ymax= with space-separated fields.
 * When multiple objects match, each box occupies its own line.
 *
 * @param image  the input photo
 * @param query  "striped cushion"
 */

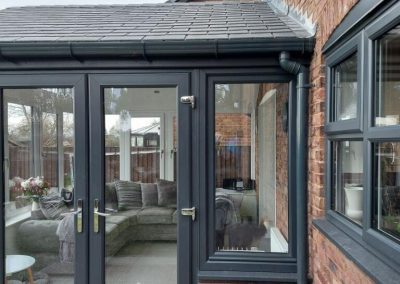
xmin=115 ymin=180 xmax=142 ymax=210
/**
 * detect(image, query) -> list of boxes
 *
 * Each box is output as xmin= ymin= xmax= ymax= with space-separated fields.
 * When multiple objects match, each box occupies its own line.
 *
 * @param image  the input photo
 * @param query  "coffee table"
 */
xmin=5 ymin=255 xmax=35 ymax=284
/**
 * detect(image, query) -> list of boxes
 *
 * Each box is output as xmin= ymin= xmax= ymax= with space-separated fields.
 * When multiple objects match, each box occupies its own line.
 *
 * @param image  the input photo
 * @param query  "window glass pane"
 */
xmin=333 ymin=53 xmax=358 ymax=121
xmin=214 ymin=83 xmax=289 ymax=253
xmin=332 ymin=141 xmax=363 ymax=225
xmin=374 ymin=142 xmax=400 ymax=241
xmin=375 ymin=24 xmax=400 ymax=126
xmin=3 ymin=88 xmax=75 ymax=283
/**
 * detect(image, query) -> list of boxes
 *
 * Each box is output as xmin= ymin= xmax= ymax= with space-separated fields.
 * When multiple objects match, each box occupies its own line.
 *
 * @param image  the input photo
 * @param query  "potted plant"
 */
xmin=21 ymin=177 xmax=50 ymax=210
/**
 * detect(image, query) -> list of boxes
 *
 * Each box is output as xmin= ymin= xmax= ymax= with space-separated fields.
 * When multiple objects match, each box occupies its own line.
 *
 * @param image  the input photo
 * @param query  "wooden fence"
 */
xmin=9 ymin=145 xmax=251 ymax=188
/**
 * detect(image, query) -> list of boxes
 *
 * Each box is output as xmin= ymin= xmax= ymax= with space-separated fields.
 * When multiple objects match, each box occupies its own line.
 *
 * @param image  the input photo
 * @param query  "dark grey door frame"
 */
xmin=0 ymin=74 xmax=89 ymax=283
xmin=88 ymin=73 xmax=192 ymax=284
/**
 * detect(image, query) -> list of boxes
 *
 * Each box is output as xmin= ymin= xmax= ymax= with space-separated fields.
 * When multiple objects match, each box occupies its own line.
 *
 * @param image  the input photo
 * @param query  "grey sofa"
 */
xmin=16 ymin=182 xmax=177 ymax=269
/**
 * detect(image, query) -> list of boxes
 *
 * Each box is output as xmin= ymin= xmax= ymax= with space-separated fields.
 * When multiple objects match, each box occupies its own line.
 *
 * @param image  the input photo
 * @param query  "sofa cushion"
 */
xmin=172 ymin=210 xmax=178 ymax=224
xmin=141 ymin=183 xmax=158 ymax=207
xmin=105 ymin=223 xmax=120 ymax=241
xmin=105 ymin=182 xmax=118 ymax=210
xmin=157 ymin=179 xmax=177 ymax=207
xmin=115 ymin=180 xmax=142 ymax=210
xmin=106 ymin=215 xmax=130 ymax=232
xmin=137 ymin=207 xmax=175 ymax=224
xmin=114 ymin=209 xmax=141 ymax=226
xmin=17 ymin=220 xmax=60 ymax=253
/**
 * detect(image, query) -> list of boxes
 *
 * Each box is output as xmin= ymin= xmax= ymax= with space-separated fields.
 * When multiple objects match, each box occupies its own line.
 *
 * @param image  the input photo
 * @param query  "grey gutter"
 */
xmin=0 ymin=38 xmax=315 ymax=60
xmin=279 ymin=51 xmax=310 ymax=284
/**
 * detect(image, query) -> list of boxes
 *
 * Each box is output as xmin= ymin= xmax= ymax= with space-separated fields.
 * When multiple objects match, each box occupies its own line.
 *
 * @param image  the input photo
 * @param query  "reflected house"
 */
xmin=0 ymin=1 xmax=400 ymax=284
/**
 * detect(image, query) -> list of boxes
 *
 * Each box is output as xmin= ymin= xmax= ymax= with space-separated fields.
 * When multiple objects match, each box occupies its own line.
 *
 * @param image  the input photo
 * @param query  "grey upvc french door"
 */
xmin=0 ymin=74 xmax=89 ymax=283
xmin=88 ymin=73 xmax=192 ymax=284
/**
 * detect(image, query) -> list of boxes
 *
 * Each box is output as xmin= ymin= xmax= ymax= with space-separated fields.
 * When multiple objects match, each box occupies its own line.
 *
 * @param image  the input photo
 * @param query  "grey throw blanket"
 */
xmin=56 ymin=213 xmax=75 ymax=263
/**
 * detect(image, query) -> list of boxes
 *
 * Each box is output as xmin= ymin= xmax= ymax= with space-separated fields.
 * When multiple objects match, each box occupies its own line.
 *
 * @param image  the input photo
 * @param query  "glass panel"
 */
xmin=3 ymin=88 xmax=75 ymax=283
xmin=214 ymin=83 xmax=289 ymax=253
xmin=131 ymin=117 xmax=161 ymax=183
xmin=374 ymin=142 xmax=400 ymax=241
xmin=104 ymin=87 xmax=177 ymax=283
xmin=375 ymin=24 xmax=400 ymax=126
xmin=333 ymin=53 xmax=358 ymax=121
xmin=332 ymin=141 xmax=363 ymax=225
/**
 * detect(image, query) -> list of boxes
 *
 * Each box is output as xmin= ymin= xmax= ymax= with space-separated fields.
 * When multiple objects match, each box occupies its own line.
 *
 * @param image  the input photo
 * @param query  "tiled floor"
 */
xmin=45 ymin=241 xmax=177 ymax=284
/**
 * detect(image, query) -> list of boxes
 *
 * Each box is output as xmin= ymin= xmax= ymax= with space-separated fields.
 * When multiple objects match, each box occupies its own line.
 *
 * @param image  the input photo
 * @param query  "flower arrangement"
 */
xmin=21 ymin=176 xmax=50 ymax=202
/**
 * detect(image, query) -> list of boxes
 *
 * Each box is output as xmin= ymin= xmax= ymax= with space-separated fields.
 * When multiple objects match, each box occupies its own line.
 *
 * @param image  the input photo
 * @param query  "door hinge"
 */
xmin=180 ymin=95 xmax=195 ymax=109
xmin=181 ymin=206 xmax=196 ymax=221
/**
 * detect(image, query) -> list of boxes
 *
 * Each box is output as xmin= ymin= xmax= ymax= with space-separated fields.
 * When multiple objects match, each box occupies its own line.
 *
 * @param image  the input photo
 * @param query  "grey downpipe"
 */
xmin=279 ymin=51 xmax=309 ymax=284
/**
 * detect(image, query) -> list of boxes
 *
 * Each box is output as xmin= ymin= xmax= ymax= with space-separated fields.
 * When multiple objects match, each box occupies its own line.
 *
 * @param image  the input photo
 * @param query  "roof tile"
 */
xmin=0 ymin=3 xmax=312 ymax=43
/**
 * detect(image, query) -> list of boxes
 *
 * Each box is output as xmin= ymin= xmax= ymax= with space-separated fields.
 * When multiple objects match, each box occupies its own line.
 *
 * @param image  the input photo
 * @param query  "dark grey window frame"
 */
xmin=197 ymin=69 xmax=300 ymax=282
xmin=325 ymin=33 xmax=363 ymax=134
xmin=324 ymin=0 xmax=400 ymax=277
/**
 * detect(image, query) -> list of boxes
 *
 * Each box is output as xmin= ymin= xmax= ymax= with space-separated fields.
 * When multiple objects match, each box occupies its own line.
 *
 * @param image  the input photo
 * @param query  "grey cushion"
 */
xmin=115 ymin=180 xmax=142 ymax=210
xmin=105 ymin=182 xmax=118 ymax=210
xmin=137 ymin=207 xmax=175 ymax=224
xmin=141 ymin=183 xmax=158 ymax=207
xmin=157 ymin=179 xmax=177 ymax=207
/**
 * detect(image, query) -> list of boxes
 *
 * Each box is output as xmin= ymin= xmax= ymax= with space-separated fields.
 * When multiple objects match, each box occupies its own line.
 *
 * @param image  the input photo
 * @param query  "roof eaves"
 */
xmin=0 ymin=37 xmax=315 ymax=60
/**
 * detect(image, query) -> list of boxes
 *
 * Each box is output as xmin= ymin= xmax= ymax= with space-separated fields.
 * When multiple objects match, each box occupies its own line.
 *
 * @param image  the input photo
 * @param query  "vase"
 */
xmin=344 ymin=186 xmax=363 ymax=221
xmin=31 ymin=200 xmax=39 ymax=211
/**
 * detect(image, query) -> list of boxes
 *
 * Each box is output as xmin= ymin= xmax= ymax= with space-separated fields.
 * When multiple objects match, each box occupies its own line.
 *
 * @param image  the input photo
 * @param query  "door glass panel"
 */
xmin=3 ymin=88 xmax=75 ymax=283
xmin=214 ymin=83 xmax=289 ymax=253
xmin=104 ymin=87 xmax=177 ymax=284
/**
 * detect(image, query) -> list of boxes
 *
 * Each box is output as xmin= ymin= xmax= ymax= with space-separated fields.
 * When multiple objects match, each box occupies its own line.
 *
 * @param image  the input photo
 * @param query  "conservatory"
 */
xmin=0 ymin=2 xmax=314 ymax=284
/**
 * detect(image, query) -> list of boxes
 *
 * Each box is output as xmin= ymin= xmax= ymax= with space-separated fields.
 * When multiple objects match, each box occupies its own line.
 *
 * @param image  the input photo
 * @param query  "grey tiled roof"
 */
xmin=0 ymin=3 xmax=312 ymax=43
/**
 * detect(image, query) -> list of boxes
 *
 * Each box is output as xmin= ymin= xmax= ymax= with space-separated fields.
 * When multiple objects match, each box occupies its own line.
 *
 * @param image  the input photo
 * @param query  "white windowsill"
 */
xmin=5 ymin=211 xmax=31 ymax=227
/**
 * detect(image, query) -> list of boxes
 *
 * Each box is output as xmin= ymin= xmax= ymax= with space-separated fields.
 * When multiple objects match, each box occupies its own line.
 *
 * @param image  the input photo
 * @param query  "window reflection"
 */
xmin=332 ymin=141 xmax=364 ymax=225
xmin=375 ymin=24 xmax=400 ymax=126
xmin=214 ymin=83 xmax=289 ymax=253
xmin=374 ymin=142 xmax=400 ymax=241
xmin=333 ymin=53 xmax=358 ymax=121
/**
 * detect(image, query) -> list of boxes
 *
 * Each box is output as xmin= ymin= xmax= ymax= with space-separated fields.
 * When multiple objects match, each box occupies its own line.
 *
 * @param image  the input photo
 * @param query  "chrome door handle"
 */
xmin=94 ymin=199 xmax=110 ymax=233
xmin=181 ymin=207 xmax=196 ymax=221
xmin=77 ymin=199 xmax=83 ymax=233
xmin=94 ymin=211 xmax=111 ymax=217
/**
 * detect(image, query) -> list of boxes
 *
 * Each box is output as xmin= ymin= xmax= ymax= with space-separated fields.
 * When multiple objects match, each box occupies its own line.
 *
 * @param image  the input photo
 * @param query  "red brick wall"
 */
xmin=257 ymin=83 xmax=289 ymax=240
xmin=282 ymin=0 xmax=374 ymax=283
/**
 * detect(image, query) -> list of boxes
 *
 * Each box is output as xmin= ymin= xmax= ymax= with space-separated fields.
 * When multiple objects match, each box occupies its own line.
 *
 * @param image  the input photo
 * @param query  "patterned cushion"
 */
xmin=39 ymin=193 xmax=69 ymax=220
xmin=157 ymin=179 xmax=177 ymax=207
xmin=115 ymin=180 xmax=142 ymax=210
xmin=141 ymin=183 xmax=158 ymax=207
